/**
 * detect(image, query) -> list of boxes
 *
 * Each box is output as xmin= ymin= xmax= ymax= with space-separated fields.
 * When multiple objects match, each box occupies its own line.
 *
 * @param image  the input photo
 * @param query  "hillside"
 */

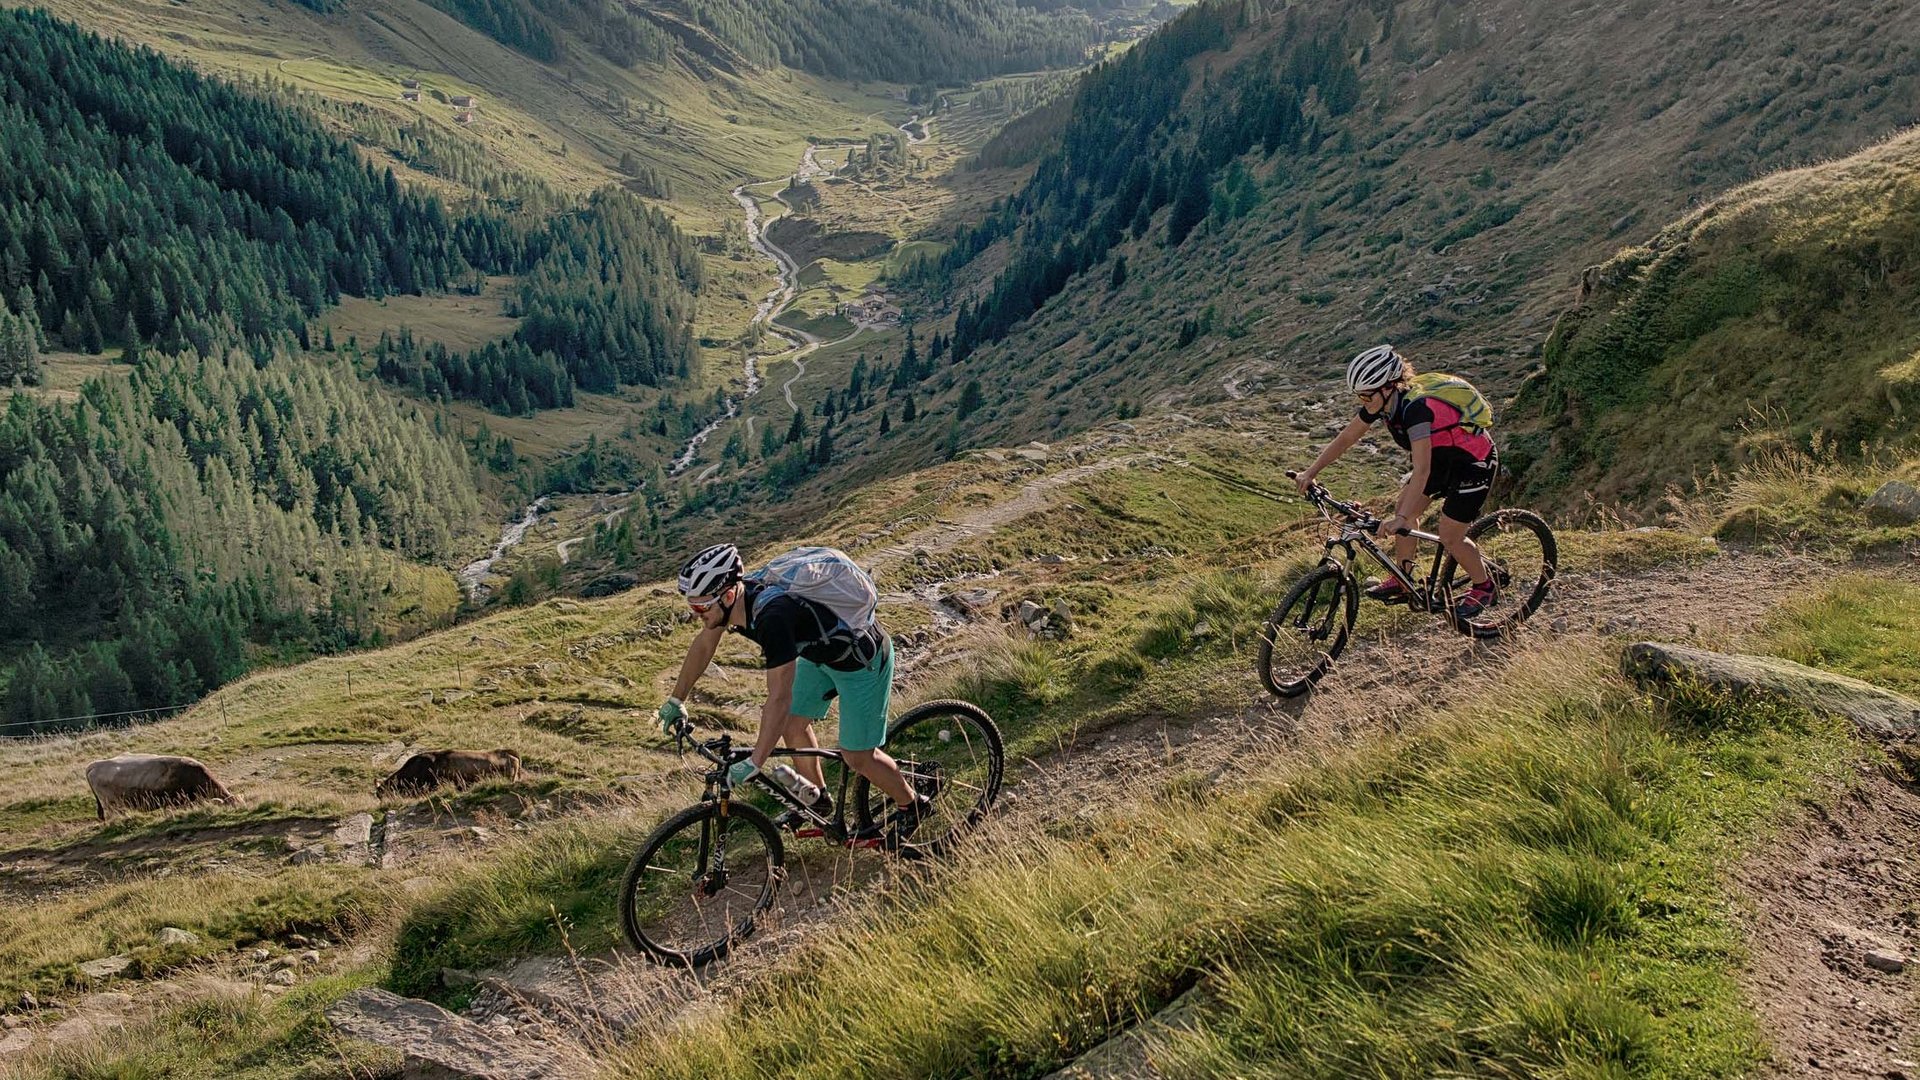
xmin=885 ymin=0 xmax=1920 ymax=478
xmin=1508 ymin=124 xmax=1920 ymax=505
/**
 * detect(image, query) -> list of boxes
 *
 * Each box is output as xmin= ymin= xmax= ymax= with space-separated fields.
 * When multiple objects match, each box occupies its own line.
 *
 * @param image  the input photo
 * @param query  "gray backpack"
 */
xmin=747 ymin=547 xmax=881 ymax=663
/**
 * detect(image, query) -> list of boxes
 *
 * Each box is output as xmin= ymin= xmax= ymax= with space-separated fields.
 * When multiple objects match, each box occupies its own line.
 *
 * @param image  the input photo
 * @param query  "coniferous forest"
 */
xmin=373 ymin=189 xmax=703 ymax=414
xmin=0 ymin=11 xmax=705 ymax=729
xmin=938 ymin=3 xmax=1369 ymax=361
xmin=0 ymin=9 xmax=522 ymax=363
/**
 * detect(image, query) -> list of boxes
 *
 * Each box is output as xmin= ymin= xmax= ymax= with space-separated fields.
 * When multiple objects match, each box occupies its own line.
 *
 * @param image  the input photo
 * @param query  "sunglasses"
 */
xmin=687 ymin=594 xmax=721 ymax=613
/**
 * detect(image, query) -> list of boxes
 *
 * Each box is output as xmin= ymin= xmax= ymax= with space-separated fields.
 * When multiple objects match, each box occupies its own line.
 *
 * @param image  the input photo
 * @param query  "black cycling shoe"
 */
xmin=884 ymin=794 xmax=934 ymax=851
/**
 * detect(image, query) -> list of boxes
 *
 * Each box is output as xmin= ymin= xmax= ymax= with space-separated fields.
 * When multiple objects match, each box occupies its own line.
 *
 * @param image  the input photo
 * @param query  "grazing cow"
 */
xmin=85 ymin=754 xmax=235 ymax=820
xmin=376 ymin=749 xmax=523 ymax=797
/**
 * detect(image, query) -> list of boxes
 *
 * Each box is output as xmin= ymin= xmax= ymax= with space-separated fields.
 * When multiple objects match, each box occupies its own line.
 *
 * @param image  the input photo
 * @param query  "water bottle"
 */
xmin=768 ymin=764 xmax=823 ymax=806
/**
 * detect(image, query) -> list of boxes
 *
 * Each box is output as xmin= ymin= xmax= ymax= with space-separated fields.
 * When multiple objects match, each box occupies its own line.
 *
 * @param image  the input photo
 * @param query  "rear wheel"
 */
xmin=853 ymin=700 xmax=1004 ymax=860
xmin=1257 ymin=565 xmax=1357 ymax=698
xmin=1439 ymin=509 xmax=1558 ymax=639
xmin=620 ymin=801 xmax=783 ymax=966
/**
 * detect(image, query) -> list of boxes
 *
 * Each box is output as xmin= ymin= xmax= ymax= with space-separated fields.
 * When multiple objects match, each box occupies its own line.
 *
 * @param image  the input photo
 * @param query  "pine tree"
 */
xmin=785 ymin=409 xmax=807 ymax=445
xmin=1109 ymin=254 xmax=1128 ymax=292
xmin=958 ymin=379 xmax=985 ymax=418
xmin=902 ymin=395 xmax=917 ymax=422
xmin=879 ymin=410 xmax=891 ymax=435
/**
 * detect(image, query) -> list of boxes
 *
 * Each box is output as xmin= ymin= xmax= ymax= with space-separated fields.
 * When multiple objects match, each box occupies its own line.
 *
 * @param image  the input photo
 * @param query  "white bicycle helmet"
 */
xmin=1345 ymin=344 xmax=1405 ymax=393
xmin=677 ymin=543 xmax=742 ymax=598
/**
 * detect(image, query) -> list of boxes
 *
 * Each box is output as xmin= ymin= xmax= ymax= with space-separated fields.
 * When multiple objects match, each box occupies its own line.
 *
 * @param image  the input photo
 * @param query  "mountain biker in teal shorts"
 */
xmin=654 ymin=543 xmax=930 ymax=846
xmin=1295 ymin=345 xmax=1501 ymax=618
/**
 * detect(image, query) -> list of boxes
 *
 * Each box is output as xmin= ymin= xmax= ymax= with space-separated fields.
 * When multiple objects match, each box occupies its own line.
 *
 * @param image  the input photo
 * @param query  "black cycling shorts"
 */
xmin=1425 ymin=447 xmax=1498 ymax=523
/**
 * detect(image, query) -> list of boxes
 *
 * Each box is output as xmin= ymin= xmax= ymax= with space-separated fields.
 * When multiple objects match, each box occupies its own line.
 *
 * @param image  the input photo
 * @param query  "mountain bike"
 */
xmin=1257 ymin=471 xmax=1557 ymax=698
xmin=618 ymin=699 xmax=1003 ymax=965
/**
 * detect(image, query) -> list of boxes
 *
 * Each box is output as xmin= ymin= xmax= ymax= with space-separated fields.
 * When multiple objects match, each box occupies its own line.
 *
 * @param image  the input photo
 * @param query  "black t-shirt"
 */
xmin=733 ymin=583 xmax=872 ymax=669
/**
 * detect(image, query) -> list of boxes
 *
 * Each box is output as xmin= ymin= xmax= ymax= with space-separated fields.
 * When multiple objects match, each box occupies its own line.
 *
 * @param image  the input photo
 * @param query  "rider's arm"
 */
xmin=1301 ymin=416 xmax=1372 ymax=483
xmin=752 ymin=661 xmax=798 ymax=768
xmin=1395 ymin=437 xmax=1433 ymax=522
xmin=668 ymin=623 xmax=726 ymax=701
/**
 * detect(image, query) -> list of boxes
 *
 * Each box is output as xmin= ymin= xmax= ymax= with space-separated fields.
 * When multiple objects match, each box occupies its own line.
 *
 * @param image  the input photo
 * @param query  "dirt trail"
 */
xmin=861 ymin=453 xmax=1168 ymax=572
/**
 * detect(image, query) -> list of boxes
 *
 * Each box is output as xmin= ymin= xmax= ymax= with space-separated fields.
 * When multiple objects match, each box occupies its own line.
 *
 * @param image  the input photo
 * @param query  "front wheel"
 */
xmin=853 ymin=700 xmax=1004 ymax=861
xmin=1257 ymin=565 xmax=1357 ymax=698
xmin=619 ymin=800 xmax=784 ymax=966
xmin=1439 ymin=508 xmax=1558 ymax=639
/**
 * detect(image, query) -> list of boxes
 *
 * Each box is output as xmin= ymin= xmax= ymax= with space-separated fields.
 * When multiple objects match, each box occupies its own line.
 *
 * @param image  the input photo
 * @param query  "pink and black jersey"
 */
xmin=1358 ymin=394 xmax=1495 ymax=462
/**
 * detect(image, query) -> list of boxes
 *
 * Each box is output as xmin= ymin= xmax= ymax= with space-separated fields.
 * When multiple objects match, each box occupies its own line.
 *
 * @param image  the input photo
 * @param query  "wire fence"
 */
xmin=0 ymin=702 xmax=196 ymax=739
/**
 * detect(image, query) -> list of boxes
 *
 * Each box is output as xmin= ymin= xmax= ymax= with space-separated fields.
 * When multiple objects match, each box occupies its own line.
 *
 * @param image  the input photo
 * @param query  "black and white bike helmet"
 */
xmin=1345 ymin=344 xmax=1405 ymax=393
xmin=677 ymin=543 xmax=742 ymax=598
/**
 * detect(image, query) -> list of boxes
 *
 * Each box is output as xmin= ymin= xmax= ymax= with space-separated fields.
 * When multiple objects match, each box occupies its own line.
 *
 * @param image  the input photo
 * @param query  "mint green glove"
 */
xmin=657 ymin=697 xmax=687 ymax=737
xmin=727 ymin=759 xmax=760 ymax=786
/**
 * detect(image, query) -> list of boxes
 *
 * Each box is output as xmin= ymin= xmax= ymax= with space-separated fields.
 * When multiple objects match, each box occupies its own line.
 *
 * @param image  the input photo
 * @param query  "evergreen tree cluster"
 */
xmin=0 ymin=348 xmax=484 ymax=731
xmin=941 ymin=1 xmax=1368 ymax=362
xmin=0 ymin=295 xmax=43 ymax=387
xmin=516 ymin=188 xmax=702 ymax=390
xmin=372 ymin=328 xmax=575 ymax=415
xmin=370 ymin=188 xmax=702 ymax=414
xmin=0 ymin=10 xmax=522 ymax=361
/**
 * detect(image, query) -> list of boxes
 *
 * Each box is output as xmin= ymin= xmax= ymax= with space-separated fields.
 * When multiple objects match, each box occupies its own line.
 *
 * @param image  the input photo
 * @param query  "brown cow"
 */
xmin=85 ymin=754 xmax=235 ymax=820
xmin=376 ymin=749 xmax=523 ymax=797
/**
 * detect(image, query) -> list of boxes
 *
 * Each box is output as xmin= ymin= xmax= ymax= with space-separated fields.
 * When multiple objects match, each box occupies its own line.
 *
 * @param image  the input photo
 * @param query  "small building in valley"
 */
xmin=450 ymin=94 xmax=476 ymax=107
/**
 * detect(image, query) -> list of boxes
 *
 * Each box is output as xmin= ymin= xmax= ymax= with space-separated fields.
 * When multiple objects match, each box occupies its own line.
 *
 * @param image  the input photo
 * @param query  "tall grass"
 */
xmin=595 ymin=646 xmax=1857 ymax=1079
xmin=1764 ymin=574 xmax=1920 ymax=694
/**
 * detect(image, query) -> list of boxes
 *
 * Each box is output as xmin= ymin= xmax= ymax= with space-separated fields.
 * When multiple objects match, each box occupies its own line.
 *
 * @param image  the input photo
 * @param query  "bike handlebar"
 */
xmin=1285 ymin=471 xmax=1407 ymax=533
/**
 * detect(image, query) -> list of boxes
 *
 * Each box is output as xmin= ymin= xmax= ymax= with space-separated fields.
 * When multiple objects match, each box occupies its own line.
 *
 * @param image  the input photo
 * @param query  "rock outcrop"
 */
xmin=1622 ymin=642 xmax=1920 ymax=738
xmin=326 ymin=988 xmax=567 ymax=1080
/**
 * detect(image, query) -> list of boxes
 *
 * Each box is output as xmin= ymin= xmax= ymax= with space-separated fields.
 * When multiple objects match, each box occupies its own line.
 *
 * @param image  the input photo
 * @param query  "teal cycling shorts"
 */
xmin=788 ymin=640 xmax=894 ymax=751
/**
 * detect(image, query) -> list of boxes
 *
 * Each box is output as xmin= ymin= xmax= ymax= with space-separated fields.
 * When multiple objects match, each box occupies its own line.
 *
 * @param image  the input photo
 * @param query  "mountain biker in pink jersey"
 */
xmin=1295 ymin=345 xmax=1500 ymax=618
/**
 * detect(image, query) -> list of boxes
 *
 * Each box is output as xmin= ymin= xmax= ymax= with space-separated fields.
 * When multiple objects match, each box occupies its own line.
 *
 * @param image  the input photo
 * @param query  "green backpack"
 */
xmin=1404 ymin=372 xmax=1493 ymax=434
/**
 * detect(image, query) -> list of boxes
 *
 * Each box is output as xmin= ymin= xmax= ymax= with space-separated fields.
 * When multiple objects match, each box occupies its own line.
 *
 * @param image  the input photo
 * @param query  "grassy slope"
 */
xmin=891 ymin=0 xmax=1920 ymax=481
xmin=605 ymin=648 xmax=1862 ymax=1079
xmin=1510 ymin=125 xmax=1920 ymax=506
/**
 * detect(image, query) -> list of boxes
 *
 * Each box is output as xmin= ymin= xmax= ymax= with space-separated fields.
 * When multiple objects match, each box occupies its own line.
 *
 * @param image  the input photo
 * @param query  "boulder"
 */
xmin=1017 ymin=601 xmax=1045 ymax=625
xmin=1865 ymin=480 xmax=1920 ymax=525
xmin=1622 ymin=642 xmax=1920 ymax=738
xmin=1866 ymin=948 xmax=1907 ymax=974
xmin=1050 ymin=599 xmax=1076 ymax=635
xmin=155 ymin=927 xmax=199 ymax=948
xmin=78 ymin=956 xmax=133 ymax=981
xmin=327 ymin=988 xmax=565 ymax=1080
xmin=333 ymin=813 xmax=374 ymax=849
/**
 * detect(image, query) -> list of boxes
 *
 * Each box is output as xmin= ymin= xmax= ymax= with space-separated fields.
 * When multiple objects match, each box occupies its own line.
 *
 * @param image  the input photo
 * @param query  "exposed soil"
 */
xmin=1737 ymin=763 xmax=1920 ymax=1079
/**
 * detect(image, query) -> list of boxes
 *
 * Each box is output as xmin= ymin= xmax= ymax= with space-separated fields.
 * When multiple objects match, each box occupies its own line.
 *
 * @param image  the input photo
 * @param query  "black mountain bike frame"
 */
xmin=678 ymin=730 xmax=889 ymax=848
xmin=1293 ymin=473 xmax=1470 ymax=612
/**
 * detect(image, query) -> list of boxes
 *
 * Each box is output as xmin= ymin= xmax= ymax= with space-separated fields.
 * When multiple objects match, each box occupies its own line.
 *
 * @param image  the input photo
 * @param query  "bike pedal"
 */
xmin=793 ymin=826 xmax=826 ymax=839
xmin=849 ymin=837 xmax=885 ymax=850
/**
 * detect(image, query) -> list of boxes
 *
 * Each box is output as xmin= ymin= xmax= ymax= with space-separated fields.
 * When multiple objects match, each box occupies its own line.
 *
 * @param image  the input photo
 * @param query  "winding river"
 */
xmin=459 ymin=115 xmax=929 ymax=600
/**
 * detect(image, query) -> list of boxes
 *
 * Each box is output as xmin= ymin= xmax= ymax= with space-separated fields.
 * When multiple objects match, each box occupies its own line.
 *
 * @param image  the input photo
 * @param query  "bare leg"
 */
xmin=841 ymin=747 xmax=915 ymax=806
xmin=781 ymin=714 xmax=826 ymax=790
xmin=1437 ymin=514 xmax=1490 ymax=584
xmin=1391 ymin=492 xmax=1434 ymax=577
